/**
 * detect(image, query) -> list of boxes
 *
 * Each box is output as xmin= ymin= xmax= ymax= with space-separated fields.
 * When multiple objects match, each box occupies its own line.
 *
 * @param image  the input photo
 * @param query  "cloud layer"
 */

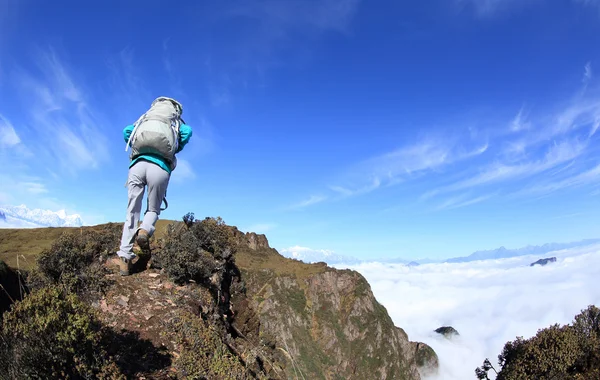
xmin=337 ymin=245 xmax=600 ymax=379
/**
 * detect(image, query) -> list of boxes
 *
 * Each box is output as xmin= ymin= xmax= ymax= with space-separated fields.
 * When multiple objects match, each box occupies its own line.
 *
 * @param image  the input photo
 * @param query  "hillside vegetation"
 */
xmin=0 ymin=215 xmax=436 ymax=379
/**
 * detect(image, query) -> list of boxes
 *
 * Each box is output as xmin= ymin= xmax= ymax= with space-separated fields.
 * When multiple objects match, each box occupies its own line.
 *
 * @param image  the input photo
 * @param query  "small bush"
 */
xmin=183 ymin=212 xmax=195 ymax=228
xmin=154 ymin=216 xmax=238 ymax=285
xmin=173 ymin=311 xmax=248 ymax=379
xmin=0 ymin=286 xmax=123 ymax=379
xmin=35 ymin=227 xmax=120 ymax=296
xmin=476 ymin=305 xmax=600 ymax=380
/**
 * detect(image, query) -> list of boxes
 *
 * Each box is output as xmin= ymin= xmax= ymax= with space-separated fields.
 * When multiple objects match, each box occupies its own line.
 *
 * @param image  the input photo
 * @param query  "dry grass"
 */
xmin=235 ymin=246 xmax=329 ymax=279
xmin=0 ymin=220 xmax=173 ymax=270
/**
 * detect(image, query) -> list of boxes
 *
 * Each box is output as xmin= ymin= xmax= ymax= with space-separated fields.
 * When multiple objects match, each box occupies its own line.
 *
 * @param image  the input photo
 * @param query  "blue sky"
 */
xmin=2 ymin=0 xmax=600 ymax=260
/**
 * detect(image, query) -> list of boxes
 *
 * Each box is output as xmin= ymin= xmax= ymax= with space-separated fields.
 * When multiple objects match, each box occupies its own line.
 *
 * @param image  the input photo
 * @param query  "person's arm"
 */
xmin=177 ymin=124 xmax=193 ymax=153
xmin=123 ymin=125 xmax=134 ymax=144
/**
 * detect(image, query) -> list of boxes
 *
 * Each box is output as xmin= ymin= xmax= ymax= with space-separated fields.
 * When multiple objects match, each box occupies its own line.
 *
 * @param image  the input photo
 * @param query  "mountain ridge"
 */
xmin=0 ymin=204 xmax=83 ymax=228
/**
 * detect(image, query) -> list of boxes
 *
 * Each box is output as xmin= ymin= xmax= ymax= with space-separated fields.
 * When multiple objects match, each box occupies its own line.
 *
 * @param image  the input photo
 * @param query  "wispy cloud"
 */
xmin=291 ymin=67 xmax=600 ymax=211
xmin=514 ymin=162 xmax=600 ymax=196
xmin=0 ymin=114 xmax=20 ymax=147
xmin=288 ymin=194 xmax=328 ymax=210
xmin=509 ymin=107 xmax=531 ymax=133
xmin=584 ymin=62 xmax=593 ymax=85
xmin=0 ymin=174 xmax=49 ymax=201
xmin=14 ymin=48 xmax=109 ymax=173
xmin=460 ymin=0 xmax=600 ymax=16
xmin=435 ymin=193 xmax=496 ymax=211
xmin=334 ymin=136 xmax=489 ymax=198
xmin=170 ymin=158 xmax=196 ymax=183
xmin=425 ymin=137 xmax=589 ymax=198
xmin=457 ymin=0 xmax=534 ymax=16
xmin=210 ymin=0 xmax=362 ymax=100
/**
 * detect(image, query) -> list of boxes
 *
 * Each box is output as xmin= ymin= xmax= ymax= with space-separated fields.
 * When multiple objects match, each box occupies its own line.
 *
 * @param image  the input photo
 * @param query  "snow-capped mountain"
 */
xmin=279 ymin=246 xmax=361 ymax=265
xmin=444 ymin=239 xmax=600 ymax=263
xmin=0 ymin=205 xmax=83 ymax=228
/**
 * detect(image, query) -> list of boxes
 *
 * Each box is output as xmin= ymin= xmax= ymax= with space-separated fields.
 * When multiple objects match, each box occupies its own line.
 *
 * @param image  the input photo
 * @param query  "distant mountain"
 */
xmin=444 ymin=239 xmax=600 ymax=263
xmin=279 ymin=246 xmax=362 ymax=265
xmin=530 ymin=257 xmax=557 ymax=267
xmin=0 ymin=205 xmax=83 ymax=228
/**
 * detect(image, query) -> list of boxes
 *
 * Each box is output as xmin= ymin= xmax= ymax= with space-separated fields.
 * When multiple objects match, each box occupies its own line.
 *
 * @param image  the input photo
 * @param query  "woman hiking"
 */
xmin=111 ymin=96 xmax=192 ymax=276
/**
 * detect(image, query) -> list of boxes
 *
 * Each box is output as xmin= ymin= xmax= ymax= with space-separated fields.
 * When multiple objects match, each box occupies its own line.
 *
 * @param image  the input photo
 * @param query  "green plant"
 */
xmin=173 ymin=311 xmax=248 ymax=379
xmin=153 ymin=216 xmax=238 ymax=285
xmin=0 ymin=286 xmax=123 ymax=379
xmin=35 ymin=228 xmax=119 ymax=296
xmin=476 ymin=305 xmax=600 ymax=380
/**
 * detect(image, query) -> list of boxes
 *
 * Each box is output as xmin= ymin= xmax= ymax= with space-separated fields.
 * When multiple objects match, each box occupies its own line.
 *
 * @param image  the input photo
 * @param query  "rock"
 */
xmin=530 ymin=257 xmax=557 ymax=267
xmin=117 ymin=295 xmax=129 ymax=307
xmin=435 ymin=326 xmax=459 ymax=338
xmin=148 ymin=273 xmax=160 ymax=278
xmin=100 ymin=299 xmax=109 ymax=313
xmin=414 ymin=342 xmax=439 ymax=378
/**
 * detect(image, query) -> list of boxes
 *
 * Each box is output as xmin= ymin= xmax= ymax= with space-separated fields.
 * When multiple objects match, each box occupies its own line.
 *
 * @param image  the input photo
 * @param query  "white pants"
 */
xmin=117 ymin=160 xmax=170 ymax=259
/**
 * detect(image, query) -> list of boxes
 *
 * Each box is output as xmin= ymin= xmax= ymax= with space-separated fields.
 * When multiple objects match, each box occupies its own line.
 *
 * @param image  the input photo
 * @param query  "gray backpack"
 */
xmin=125 ymin=97 xmax=184 ymax=170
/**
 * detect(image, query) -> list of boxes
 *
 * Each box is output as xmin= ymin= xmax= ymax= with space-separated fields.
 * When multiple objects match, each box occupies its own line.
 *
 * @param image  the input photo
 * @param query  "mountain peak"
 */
xmin=0 ymin=205 xmax=83 ymax=228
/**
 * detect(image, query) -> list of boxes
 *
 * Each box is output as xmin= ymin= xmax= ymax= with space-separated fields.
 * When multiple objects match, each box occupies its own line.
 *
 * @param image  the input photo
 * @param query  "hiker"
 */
xmin=112 ymin=96 xmax=192 ymax=276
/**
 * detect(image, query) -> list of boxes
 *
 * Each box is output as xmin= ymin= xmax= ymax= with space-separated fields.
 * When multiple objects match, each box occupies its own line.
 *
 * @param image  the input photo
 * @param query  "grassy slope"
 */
xmin=0 ymin=220 xmax=174 ymax=270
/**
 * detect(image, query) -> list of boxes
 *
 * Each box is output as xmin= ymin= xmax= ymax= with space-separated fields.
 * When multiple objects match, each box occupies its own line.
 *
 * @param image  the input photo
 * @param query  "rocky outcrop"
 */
xmin=530 ymin=257 xmax=557 ymax=267
xmin=236 ymin=237 xmax=437 ymax=379
xmin=413 ymin=342 xmax=439 ymax=377
xmin=233 ymin=229 xmax=271 ymax=251
xmin=435 ymin=326 xmax=460 ymax=338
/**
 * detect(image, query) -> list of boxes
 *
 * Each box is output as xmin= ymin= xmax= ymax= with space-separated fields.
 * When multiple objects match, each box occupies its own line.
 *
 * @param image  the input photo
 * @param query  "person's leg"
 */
xmin=117 ymin=162 xmax=147 ymax=260
xmin=139 ymin=162 xmax=170 ymax=238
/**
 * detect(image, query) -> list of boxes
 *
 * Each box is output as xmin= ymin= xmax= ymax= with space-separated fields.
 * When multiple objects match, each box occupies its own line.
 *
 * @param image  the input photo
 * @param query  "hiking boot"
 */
xmin=136 ymin=229 xmax=150 ymax=251
xmin=110 ymin=255 xmax=132 ymax=276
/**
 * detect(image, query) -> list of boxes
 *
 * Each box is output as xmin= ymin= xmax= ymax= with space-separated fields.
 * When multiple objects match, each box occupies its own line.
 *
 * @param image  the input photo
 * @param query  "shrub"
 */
xmin=153 ymin=216 xmax=238 ymax=285
xmin=476 ymin=305 xmax=600 ymax=380
xmin=35 ymin=227 xmax=120 ymax=296
xmin=173 ymin=311 xmax=248 ymax=379
xmin=0 ymin=286 xmax=123 ymax=379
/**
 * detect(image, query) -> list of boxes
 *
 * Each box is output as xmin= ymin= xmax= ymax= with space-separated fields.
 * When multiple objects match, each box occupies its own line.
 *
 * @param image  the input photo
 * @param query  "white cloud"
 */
xmin=460 ymin=0 xmax=600 ymax=16
xmin=0 ymin=114 xmax=20 ymax=147
xmin=514 ymin=162 xmax=600 ymax=196
xmin=21 ymin=181 xmax=48 ymax=195
xmin=583 ymin=62 xmax=593 ymax=85
xmin=435 ymin=193 xmax=495 ymax=211
xmin=280 ymin=245 xmax=358 ymax=264
xmin=509 ymin=107 xmax=530 ymax=132
xmin=14 ymin=48 xmax=109 ymax=173
xmin=170 ymin=158 xmax=196 ymax=183
xmin=332 ymin=136 xmax=489 ymax=201
xmin=338 ymin=244 xmax=600 ymax=380
xmin=288 ymin=194 xmax=328 ymax=210
xmin=425 ymin=137 xmax=588 ymax=198
xmin=457 ymin=0 xmax=534 ymax=16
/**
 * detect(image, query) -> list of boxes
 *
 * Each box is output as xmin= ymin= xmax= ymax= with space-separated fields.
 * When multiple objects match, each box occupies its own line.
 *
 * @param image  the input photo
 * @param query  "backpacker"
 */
xmin=125 ymin=97 xmax=184 ymax=170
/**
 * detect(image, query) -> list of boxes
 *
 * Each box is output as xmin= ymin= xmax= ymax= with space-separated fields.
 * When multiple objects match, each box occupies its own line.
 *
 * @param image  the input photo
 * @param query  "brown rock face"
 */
xmin=236 ymin=239 xmax=438 ymax=380
xmin=232 ymin=228 xmax=271 ymax=251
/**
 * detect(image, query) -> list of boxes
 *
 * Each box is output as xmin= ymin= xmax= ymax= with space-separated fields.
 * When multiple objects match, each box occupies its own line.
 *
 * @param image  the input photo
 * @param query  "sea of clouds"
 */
xmin=335 ymin=244 xmax=600 ymax=380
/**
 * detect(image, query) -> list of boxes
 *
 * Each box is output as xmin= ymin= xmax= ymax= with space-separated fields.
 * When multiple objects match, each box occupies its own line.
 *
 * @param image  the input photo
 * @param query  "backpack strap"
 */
xmin=125 ymin=114 xmax=146 ymax=152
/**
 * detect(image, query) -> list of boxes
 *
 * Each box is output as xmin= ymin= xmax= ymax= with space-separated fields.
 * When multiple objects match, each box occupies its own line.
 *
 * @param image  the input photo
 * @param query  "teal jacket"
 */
xmin=123 ymin=123 xmax=193 ymax=174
